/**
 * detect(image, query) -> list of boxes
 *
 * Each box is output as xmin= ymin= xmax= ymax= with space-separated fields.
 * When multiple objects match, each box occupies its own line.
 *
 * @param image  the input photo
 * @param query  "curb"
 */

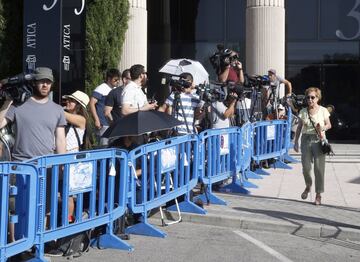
xmin=153 ymin=210 xmax=360 ymax=242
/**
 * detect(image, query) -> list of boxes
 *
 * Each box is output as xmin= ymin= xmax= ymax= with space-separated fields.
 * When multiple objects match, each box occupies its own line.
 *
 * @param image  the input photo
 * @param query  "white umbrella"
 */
xmin=159 ymin=58 xmax=209 ymax=85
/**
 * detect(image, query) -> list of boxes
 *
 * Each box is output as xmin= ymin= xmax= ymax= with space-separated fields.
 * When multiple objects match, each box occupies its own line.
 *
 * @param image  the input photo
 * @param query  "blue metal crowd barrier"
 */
xmin=195 ymin=127 xmax=241 ymax=204
xmin=26 ymin=148 xmax=132 ymax=261
xmin=1 ymin=114 xmax=296 ymax=260
xmin=0 ymin=163 xmax=37 ymax=262
xmin=220 ymin=123 xmax=261 ymax=194
xmin=252 ymin=119 xmax=291 ymax=173
xmin=126 ymin=134 xmax=204 ymax=238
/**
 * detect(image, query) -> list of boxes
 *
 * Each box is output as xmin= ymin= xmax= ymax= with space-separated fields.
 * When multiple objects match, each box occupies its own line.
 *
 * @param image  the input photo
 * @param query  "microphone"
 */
xmin=0 ymin=73 xmax=34 ymax=87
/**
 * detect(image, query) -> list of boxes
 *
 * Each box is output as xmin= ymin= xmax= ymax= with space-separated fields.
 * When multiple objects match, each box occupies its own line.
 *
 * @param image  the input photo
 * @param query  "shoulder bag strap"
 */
xmin=72 ymin=126 xmax=82 ymax=148
xmin=307 ymin=108 xmax=321 ymax=139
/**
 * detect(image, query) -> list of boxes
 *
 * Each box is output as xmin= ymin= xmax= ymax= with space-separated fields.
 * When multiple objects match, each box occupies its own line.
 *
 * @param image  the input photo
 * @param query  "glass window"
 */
xmin=287 ymin=42 xmax=359 ymax=63
xmin=286 ymin=0 xmax=318 ymax=40
xmin=320 ymin=0 xmax=360 ymax=40
xmin=196 ymin=0 xmax=224 ymax=41
xmin=226 ymin=0 xmax=246 ymax=41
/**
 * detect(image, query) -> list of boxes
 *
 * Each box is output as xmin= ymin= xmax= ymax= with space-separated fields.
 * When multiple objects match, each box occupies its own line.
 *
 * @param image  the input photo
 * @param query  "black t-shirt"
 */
xmin=105 ymin=86 xmax=123 ymax=123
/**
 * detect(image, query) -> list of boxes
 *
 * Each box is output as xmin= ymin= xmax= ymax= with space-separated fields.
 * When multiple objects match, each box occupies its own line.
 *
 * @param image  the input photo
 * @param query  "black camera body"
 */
xmin=169 ymin=78 xmax=192 ymax=91
xmin=0 ymin=73 xmax=34 ymax=105
xmin=245 ymin=75 xmax=271 ymax=88
xmin=161 ymin=75 xmax=192 ymax=93
xmin=196 ymin=84 xmax=225 ymax=103
xmin=209 ymin=45 xmax=236 ymax=73
xmin=289 ymin=94 xmax=306 ymax=110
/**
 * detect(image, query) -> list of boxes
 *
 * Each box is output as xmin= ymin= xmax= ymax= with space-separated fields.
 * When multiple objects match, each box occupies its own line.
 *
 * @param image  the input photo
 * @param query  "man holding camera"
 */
xmin=262 ymin=68 xmax=293 ymax=118
xmin=211 ymin=92 xmax=238 ymax=129
xmin=218 ymin=50 xmax=245 ymax=85
xmin=121 ymin=64 xmax=157 ymax=116
xmin=0 ymin=67 xmax=66 ymax=161
xmin=267 ymin=68 xmax=292 ymax=98
xmin=162 ymin=73 xmax=204 ymax=135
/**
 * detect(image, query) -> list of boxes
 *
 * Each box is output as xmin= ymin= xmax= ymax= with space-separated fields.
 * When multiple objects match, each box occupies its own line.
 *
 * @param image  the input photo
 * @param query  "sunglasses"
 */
xmin=306 ymin=95 xmax=316 ymax=100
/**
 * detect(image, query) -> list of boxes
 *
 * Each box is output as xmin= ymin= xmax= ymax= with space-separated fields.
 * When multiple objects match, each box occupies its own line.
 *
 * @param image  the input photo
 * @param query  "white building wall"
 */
xmin=246 ymin=0 xmax=285 ymax=78
xmin=118 ymin=0 xmax=147 ymax=71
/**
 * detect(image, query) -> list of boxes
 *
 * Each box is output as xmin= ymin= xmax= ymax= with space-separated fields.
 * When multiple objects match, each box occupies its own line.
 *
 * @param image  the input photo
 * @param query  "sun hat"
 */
xmin=62 ymin=90 xmax=90 ymax=108
xmin=268 ymin=68 xmax=276 ymax=75
xmin=33 ymin=67 xmax=54 ymax=82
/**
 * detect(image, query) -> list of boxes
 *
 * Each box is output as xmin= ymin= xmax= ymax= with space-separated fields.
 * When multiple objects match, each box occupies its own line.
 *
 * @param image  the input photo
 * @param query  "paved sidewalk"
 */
xmin=161 ymin=143 xmax=360 ymax=240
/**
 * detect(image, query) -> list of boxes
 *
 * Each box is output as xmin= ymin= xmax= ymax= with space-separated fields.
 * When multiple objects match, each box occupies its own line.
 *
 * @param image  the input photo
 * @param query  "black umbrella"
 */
xmin=102 ymin=110 xmax=182 ymax=138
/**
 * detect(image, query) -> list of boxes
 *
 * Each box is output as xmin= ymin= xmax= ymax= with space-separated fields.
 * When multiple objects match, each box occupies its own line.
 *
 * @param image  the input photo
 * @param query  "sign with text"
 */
xmin=23 ymin=0 xmax=86 ymax=102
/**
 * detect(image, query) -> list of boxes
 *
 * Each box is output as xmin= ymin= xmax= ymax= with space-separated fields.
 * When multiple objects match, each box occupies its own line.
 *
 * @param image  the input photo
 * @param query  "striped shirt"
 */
xmin=166 ymin=92 xmax=201 ymax=134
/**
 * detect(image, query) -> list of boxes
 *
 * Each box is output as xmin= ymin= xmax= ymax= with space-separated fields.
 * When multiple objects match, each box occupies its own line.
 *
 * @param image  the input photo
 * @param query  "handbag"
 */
xmin=307 ymin=108 xmax=334 ymax=156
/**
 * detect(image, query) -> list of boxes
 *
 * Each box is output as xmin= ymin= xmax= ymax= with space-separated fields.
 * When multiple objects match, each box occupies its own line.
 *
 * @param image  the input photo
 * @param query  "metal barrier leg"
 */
xmin=283 ymin=154 xmax=299 ymax=163
xmin=237 ymin=171 xmax=258 ymax=189
xmin=96 ymin=232 xmax=134 ymax=251
xmin=272 ymin=160 xmax=292 ymax=169
xmin=220 ymin=181 xmax=250 ymax=194
xmin=254 ymin=168 xmax=271 ymax=176
xmin=125 ymin=215 xmax=167 ymax=238
xmin=220 ymin=171 xmax=251 ymax=194
xmin=193 ymin=184 xmax=227 ymax=206
xmin=168 ymin=193 xmax=207 ymax=215
xmin=245 ymin=170 xmax=263 ymax=179
xmin=27 ymin=246 xmax=49 ymax=262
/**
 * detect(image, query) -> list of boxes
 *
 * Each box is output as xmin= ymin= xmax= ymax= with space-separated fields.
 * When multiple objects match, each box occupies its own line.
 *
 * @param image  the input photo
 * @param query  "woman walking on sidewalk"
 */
xmin=294 ymin=87 xmax=332 ymax=205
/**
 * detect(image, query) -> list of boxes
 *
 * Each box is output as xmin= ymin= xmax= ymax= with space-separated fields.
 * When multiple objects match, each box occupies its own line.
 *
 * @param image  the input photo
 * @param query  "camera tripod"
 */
xmin=172 ymin=91 xmax=192 ymax=134
xmin=234 ymin=88 xmax=263 ymax=124
xmin=264 ymin=84 xmax=280 ymax=119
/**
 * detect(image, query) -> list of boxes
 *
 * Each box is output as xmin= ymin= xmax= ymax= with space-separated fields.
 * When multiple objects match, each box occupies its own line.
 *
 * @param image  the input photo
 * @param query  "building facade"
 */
xmin=144 ymin=0 xmax=360 ymax=141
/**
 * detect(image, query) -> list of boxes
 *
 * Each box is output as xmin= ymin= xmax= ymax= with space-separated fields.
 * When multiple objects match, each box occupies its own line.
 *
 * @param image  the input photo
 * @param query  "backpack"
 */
xmin=57 ymin=230 xmax=91 ymax=258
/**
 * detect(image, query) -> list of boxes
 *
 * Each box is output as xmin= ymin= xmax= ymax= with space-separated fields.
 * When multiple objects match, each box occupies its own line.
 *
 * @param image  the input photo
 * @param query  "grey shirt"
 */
xmin=6 ymin=98 xmax=66 ymax=161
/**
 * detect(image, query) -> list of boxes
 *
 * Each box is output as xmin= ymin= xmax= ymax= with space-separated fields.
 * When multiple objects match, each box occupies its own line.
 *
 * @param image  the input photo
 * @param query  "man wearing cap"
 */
xmin=267 ymin=68 xmax=293 ymax=98
xmin=262 ymin=69 xmax=293 ymax=118
xmin=0 ymin=67 xmax=66 ymax=161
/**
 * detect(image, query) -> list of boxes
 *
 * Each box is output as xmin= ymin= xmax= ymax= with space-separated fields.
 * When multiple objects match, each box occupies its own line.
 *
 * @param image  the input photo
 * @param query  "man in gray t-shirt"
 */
xmin=0 ymin=67 xmax=66 ymax=161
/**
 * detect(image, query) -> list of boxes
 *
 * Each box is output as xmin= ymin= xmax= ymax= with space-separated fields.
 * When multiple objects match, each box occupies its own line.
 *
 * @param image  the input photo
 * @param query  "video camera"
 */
xmin=244 ymin=74 xmax=271 ymax=88
xmin=196 ymin=83 xmax=225 ymax=103
xmin=209 ymin=44 xmax=238 ymax=73
xmin=0 ymin=73 xmax=34 ymax=105
xmin=288 ymin=93 xmax=306 ymax=110
xmin=161 ymin=75 xmax=192 ymax=93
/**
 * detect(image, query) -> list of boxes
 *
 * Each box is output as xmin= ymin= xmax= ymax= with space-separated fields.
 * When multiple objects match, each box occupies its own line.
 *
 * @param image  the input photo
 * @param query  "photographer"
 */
xmin=0 ymin=67 xmax=66 ymax=161
xmin=162 ymin=73 xmax=204 ymax=135
xmin=267 ymin=68 xmax=292 ymax=99
xmin=211 ymin=92 xmax=237 ymax=129
xmin=218 ymin=50 xmax=244 ymax=85
xmin=261 ymin=69 xmax=293 ymax=119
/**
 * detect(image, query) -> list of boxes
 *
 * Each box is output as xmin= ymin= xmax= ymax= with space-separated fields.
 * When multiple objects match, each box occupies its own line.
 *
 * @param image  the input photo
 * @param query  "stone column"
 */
xmin=246 ymin=0 xmax=285 ymax=78
xmin=118 ymin=0 xmax=147 ymax=71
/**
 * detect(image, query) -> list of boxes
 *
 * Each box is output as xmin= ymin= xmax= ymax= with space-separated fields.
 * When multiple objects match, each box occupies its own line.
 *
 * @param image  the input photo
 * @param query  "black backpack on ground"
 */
xmin=57 ymin=230 xmax=91 ymax=259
